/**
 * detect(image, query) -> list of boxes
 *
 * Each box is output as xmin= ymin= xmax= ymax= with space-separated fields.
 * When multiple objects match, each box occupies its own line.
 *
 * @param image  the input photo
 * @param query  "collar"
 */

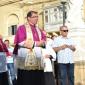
xmin=60 ymin=35 xmax=69 ymax=39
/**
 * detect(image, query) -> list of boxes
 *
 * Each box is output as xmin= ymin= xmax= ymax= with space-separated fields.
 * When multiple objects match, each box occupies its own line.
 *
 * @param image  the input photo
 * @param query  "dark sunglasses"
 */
xmin=61 ymin=30 xmax=68 ymax=32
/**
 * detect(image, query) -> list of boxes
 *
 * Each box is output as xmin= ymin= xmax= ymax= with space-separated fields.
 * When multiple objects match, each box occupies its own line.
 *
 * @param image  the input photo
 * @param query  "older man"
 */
xmin=53 ymin=26 xmax=76 ymax=85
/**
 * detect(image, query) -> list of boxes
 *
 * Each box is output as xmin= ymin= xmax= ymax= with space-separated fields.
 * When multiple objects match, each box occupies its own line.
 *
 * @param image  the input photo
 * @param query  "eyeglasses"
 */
xmin=61 ymin=30 xmax=68 ymax=32
xmin=30 ymin=16 xmax=38 ymax=18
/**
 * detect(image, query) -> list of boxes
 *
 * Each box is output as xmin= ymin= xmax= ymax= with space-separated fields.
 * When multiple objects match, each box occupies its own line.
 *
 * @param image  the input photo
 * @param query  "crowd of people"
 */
xmin=0 ymin=10 xmax=76 ymax=85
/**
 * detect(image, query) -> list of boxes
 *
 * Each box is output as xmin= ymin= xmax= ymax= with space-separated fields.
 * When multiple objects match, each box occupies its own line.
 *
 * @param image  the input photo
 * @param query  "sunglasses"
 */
xmin=61 ymin=30 xmax=68 ymax=32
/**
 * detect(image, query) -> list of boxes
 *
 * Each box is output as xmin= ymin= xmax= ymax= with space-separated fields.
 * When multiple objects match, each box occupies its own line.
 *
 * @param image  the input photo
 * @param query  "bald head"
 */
xmin=60 ymin=26 xmax=68 ymax=31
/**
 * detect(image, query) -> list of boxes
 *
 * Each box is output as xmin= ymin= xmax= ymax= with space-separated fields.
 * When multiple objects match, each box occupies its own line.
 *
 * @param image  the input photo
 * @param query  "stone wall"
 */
xmin=75 ymin=61 xmax=85 ymax=85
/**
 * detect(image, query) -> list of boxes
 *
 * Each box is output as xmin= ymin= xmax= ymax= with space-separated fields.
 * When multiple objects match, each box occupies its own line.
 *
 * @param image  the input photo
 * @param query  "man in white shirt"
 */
xmin=53 ymin=26 xmax=76 ymax=85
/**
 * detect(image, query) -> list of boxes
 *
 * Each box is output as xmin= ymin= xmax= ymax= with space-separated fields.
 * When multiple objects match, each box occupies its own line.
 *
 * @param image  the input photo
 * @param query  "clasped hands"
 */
xmin=23 ymin=40 xmax=46 ymax=49
xmin=60 ymin=44 xmax=75 ymax=50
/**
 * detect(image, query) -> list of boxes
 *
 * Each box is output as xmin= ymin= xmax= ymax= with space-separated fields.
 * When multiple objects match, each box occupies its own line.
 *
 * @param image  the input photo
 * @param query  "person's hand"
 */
xmin=36 ymin=40 xmax=45 ymax=47
xmin=24 ymin=40 xmax=34 ymax=49
xmin=67 ymin=45 xmax=76 ymax=51
xmin=44 ymin=54 xmax=51 ymax=58
xmin=60 ymin=44 xmax=68 ymax=50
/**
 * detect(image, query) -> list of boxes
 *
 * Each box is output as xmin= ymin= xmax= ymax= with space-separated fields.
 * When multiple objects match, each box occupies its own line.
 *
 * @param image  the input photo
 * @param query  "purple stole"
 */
xmin=13 ymin=24 xmax=46 ymax=54
xmin=31 ymin=25 xmax=40 ymax=41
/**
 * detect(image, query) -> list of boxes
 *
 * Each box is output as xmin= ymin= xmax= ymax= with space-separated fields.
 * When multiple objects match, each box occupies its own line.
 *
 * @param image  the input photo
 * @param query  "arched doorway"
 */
xmin=7 ymin=14 xmax=19 ymax=36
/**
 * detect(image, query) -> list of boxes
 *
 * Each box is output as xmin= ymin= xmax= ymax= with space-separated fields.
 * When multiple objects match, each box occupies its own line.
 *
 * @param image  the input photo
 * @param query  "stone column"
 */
xmin=66 ymin=0 xmax=85 ymax=28
xmin=66 ymin=0 xmax=85 ymax=84
xmin=66 ymin=0 xmax=85 ymax=61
